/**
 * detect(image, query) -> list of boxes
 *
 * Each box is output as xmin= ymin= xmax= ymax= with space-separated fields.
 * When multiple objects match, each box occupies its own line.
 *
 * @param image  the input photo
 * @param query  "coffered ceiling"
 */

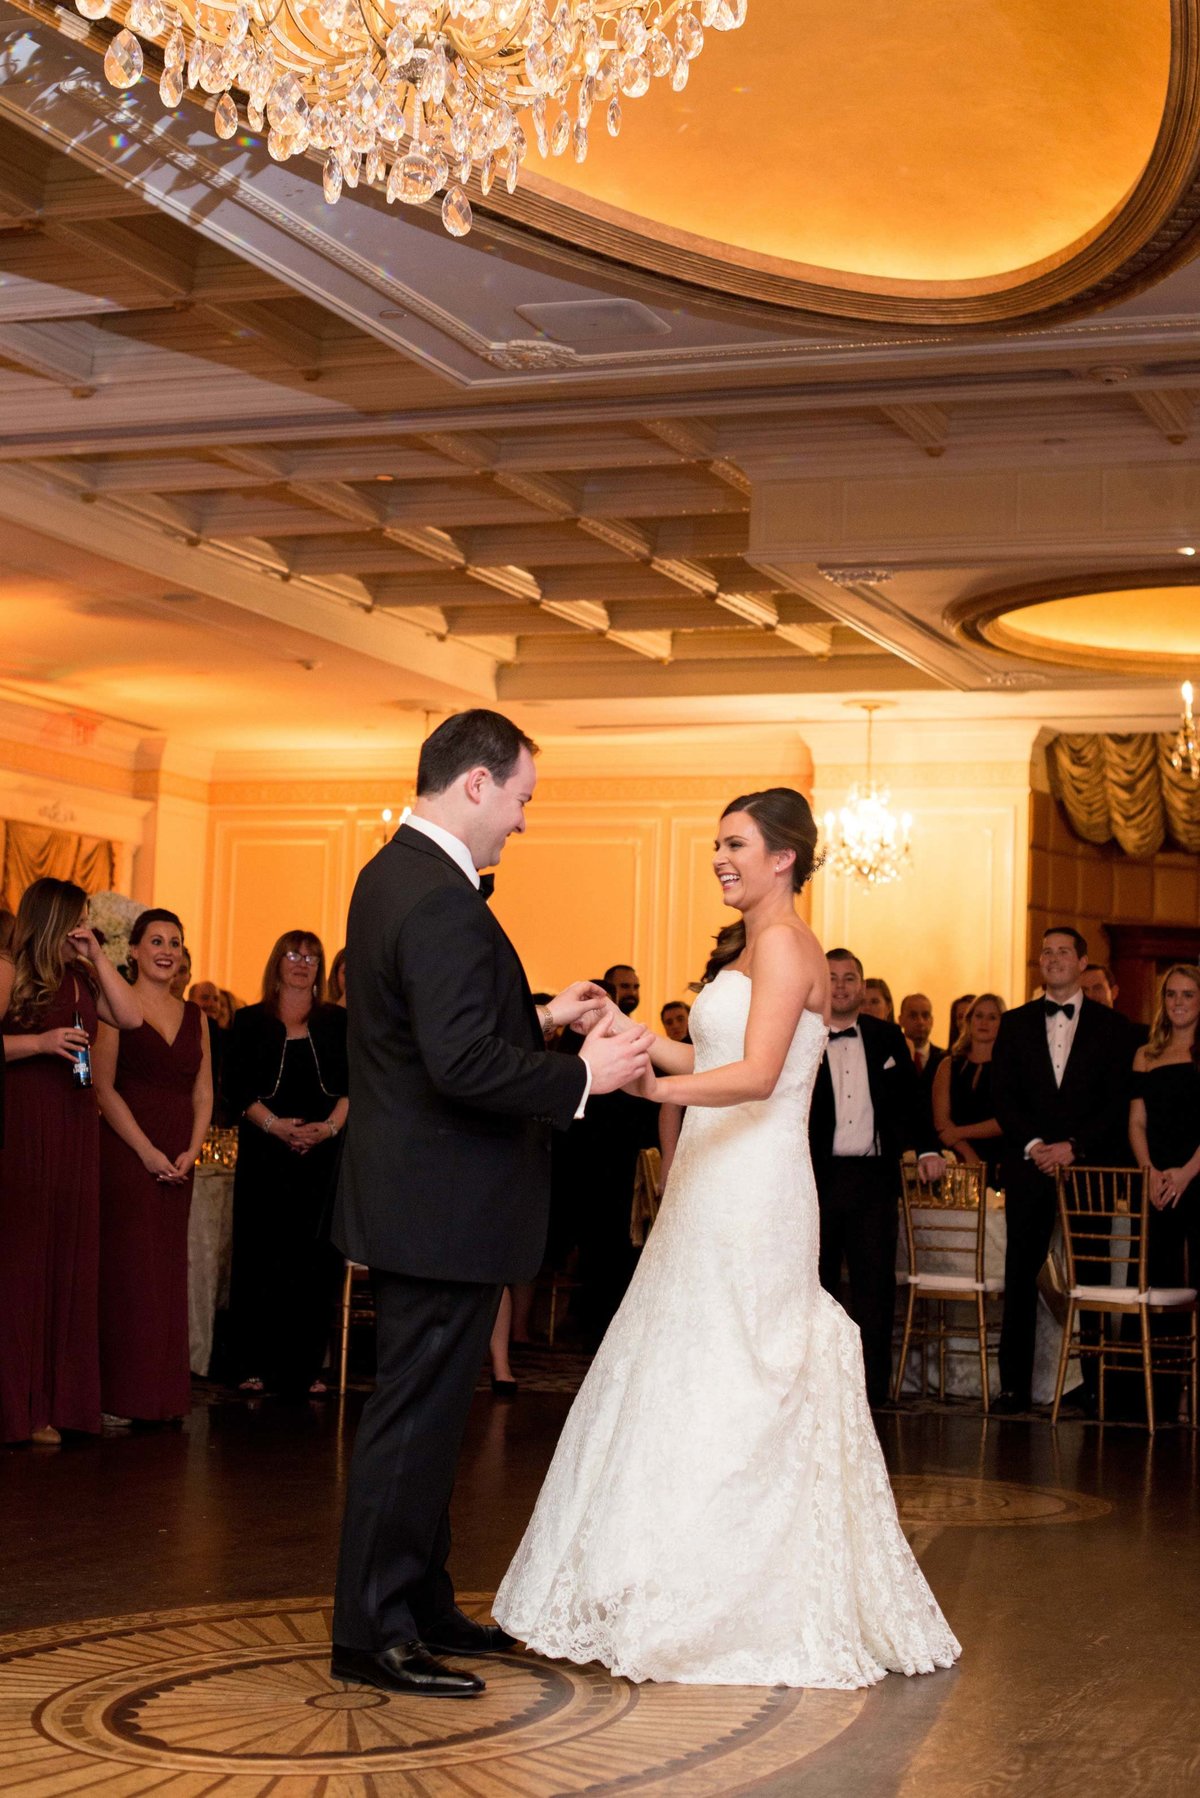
xmin=0 ymin=0 xmax=1197 ymax=753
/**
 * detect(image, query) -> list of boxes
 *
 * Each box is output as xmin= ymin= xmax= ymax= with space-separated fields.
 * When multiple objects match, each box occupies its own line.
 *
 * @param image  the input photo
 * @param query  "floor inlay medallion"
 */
xmin=893 ymin=1474 xmax=1112 ymax=1528
xmin=0 ymin=1594 xmax=869 ymax=1795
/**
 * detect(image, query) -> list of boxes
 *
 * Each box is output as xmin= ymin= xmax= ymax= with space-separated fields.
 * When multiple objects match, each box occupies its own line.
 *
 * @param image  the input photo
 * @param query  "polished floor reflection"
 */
xmin=1 ymin=1387 xmax=1197 ymax=1796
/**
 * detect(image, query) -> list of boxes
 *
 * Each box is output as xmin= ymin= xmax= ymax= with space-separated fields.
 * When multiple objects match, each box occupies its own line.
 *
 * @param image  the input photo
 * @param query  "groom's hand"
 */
xmin=580 ymin=1023 xmax=654 ymax=1095
xmin=547 ymin=980 xmax=611 ymax=1033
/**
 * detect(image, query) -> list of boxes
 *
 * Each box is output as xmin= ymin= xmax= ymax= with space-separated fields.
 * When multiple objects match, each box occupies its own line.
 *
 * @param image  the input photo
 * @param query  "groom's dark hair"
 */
xmin=417 ymin=709 xmax=538 ymax=796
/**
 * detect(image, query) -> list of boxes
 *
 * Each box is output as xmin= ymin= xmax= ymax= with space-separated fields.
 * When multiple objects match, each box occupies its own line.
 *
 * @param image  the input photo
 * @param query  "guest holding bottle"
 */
xmin=0 ymin=877 xmax=142 ymax=1445
xmin=94 ymin=910 xmax=212 ymax=1425
xmin=931 ymin=992 xmax=1007 ymax=1177
xmin=1129 ymin=964 xmax=1200 ymax=1294
xmin=224 ymin=930 xmax=348 ymax=1397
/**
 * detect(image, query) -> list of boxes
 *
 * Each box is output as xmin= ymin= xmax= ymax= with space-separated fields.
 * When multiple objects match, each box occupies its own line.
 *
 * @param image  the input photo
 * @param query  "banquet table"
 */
xmin=188 ymin=1166 xmax=235 ymax=1377
xmin=895 ymin=1197 xmax=1084 ymax=1403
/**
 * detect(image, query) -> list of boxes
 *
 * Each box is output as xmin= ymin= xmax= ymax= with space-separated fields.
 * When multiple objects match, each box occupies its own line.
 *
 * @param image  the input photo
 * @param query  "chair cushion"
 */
xmin=1070 ymin=1284 xmax=1197 ymax=1306
xmin=906 ymin=1272 xmax=1004 ymax=1293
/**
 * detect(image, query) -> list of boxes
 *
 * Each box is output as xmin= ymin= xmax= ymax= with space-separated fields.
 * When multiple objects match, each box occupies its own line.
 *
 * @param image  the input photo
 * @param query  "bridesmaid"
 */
xmin=224 ymin=930 xmax=348 ymax=1397
xmin=931 ymin=992 xmax=1007 ymax=1179
xmin=1129 ymin=964 xmax=1200 ymax=1291
xmin=0 ymin=877 xmax=142 ymax=1445
xmin=94 ymin=909 xmax=212 ymax=1425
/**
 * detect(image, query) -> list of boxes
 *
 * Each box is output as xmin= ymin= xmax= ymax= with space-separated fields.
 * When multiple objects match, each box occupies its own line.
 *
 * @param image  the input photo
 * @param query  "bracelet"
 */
xmin=261 ymin=1113 xmax=275 ymax=1135
xmin=327 ymin=1120 xmax=338 ymax=1139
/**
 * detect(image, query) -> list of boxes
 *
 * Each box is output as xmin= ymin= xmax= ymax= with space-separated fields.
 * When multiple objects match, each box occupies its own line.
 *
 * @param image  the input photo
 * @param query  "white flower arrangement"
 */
xmin=85 ymin=890 xmax=145 ymax=982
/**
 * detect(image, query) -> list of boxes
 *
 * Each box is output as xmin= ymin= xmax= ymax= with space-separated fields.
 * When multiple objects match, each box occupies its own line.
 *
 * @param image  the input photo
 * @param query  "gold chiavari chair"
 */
xmin=894 ymin=1159 xmax=1002 ymax=1409
xmin=1051 ymin=1166 xmax=1198 ymax=1433
xmin=337 ymin=1261 xmax=375 ymax=1395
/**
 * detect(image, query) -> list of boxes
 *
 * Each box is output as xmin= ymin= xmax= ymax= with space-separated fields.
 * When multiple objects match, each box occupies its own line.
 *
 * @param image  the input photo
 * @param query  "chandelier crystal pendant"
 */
xmin=1170 ymin=679 xmax=1199 ymax=782
xmin=86 ymin=0 xmax=748 ymax=238
xmin=821 ymin=703 xmax=913 ymax=888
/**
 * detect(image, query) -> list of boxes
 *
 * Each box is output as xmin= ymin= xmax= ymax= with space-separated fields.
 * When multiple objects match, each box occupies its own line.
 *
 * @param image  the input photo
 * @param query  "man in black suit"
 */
xmin=1080 ymin=962 xmax=1150 ymax=1050
xmin=331 ymin=710 xmax=653 ymax=1699
xmin=991 ymin=925 xmax=1134 ymax=1414
xmin=899 ymin=991 xmax=946 ymax=1150
xmin=810 ymin=949 xmax=944 ymax=1408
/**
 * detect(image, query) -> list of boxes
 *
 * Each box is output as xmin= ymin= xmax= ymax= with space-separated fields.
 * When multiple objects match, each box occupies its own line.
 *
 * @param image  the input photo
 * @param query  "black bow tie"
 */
xmin=479 ymin=872 xmax=495 ymax=901
xmin=1044 ymin=999 xmax=1075 ymax=1019
xmin=829 ymin=1027 xmax=858 ymax=1041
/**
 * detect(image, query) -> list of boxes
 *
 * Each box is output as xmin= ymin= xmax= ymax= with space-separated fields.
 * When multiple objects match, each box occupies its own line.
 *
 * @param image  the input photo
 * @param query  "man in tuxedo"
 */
xmin=899 ymin=991 xmax=946 ymax=1151
xmin=331 ymin=710 xmax=652 ymax=1698
xmin=810 ymin=949 xmax=944 ymax=1407
xmin=1080 ymin=962 xmax=1150 ymax=1049
xmin=990 ymin=925 xmax=1134 ymax=1414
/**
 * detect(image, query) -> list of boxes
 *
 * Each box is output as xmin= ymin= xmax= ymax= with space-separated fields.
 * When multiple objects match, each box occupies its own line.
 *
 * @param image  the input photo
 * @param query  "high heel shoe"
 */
xmin=30 ymin=1425 xmax=61 ymax=1446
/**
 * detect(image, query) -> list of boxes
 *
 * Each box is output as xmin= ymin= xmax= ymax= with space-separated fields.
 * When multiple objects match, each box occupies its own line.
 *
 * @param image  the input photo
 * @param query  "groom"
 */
xmin=331 ymin=709 xmax=653 ymax=1698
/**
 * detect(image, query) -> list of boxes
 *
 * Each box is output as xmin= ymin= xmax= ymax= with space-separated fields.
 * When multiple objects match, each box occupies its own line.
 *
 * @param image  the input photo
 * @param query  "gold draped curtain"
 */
xmin=1047 ymin=735 xmax=1200 ymax=857
xmin=0 ymin=820 xmax=116 ymax=915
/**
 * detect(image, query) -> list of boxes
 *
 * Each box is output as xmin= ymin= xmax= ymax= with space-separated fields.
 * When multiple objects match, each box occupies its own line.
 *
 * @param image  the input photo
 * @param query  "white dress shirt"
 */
xmin=1044 ymin=990 xmax=1082 ymax=1087
xmin=403 ymin=812 xmax=479 ymax=888
xmin=1024 ymin=988 xmax=1083 ymax=1155
xmin=402 ymin=811 xmax=590 ymax=1117
xmin=827 ymin=1024 xmax=877 ymax=1157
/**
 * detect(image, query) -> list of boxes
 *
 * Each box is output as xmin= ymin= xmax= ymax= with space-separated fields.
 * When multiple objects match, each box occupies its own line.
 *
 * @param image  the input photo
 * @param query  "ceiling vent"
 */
xmin=514 ymin=299 xmax=671 ymax=343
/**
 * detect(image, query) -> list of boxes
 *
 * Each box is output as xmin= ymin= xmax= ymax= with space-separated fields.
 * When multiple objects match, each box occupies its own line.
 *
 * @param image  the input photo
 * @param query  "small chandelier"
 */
xmin=1171 ymin=679 xmax=1199 ymax=782
xmin=86 ymin=0 xmax=748 ymax=238
xmin=822 ymin=703 xmax=913 ymax=888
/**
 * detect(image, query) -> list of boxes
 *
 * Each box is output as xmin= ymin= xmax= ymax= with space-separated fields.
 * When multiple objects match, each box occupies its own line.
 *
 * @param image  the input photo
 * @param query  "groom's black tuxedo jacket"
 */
xmin=333 ymin=824 xmax=587 ymax=1285
xmin=990 ymin=996 xmax=1133 ymax=1172
xmin=809 ymin=1012 xmax=924 ymax=1189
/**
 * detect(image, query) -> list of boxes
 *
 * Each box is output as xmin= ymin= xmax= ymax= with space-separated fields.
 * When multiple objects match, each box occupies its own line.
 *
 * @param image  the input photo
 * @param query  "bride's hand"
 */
xmin=623 ymin=1062 xmax=661 ymax=1101
xmin=573 ymin=996 xmax=631 ymax=1037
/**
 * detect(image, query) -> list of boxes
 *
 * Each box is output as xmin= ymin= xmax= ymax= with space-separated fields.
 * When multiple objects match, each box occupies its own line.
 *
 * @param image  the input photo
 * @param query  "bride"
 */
xmin=494 ymin=787 xmax=960 ymax=1689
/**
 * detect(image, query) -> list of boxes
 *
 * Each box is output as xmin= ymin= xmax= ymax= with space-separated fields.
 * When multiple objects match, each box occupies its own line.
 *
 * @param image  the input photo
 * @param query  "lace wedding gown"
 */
xmin=494 ymin=969 xmax=961 ymax=1688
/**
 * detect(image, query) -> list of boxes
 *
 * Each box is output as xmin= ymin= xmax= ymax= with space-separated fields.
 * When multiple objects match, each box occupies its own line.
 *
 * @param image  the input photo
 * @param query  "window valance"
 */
xmin=1047 ymin=735 xmax=1200 ymax=858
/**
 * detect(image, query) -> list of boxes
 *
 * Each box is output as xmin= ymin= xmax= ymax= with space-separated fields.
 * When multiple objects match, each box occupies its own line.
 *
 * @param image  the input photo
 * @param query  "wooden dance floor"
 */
xmin=1 ymin=1380 xmax=1197 ymax=1796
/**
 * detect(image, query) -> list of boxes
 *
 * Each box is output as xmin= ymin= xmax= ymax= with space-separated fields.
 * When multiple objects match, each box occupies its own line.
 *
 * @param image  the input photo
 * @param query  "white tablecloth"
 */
xmin=896 ymin=1201 xmax=1081 ymax=1403
xmin=188 ymin=1168 xmax=235 ymax=1377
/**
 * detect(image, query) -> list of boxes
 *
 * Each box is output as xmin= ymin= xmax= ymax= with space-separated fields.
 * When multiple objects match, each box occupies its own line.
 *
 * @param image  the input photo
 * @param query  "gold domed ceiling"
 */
xmin=503 ymin=0 xmax=1188 ymax=323
xmin=959 ymin=576 xmax=1200 ymax=675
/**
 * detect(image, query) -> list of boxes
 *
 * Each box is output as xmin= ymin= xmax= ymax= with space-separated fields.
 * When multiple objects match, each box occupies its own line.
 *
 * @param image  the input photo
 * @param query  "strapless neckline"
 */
xmin=716 ymin=967 xmax=828 ymax=1029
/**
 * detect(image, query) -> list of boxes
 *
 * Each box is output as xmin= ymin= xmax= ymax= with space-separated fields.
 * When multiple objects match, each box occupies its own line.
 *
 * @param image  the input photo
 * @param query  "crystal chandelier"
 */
xmin=86 ymin=0 xmax=747 ymax=238
xmin=822 ymin=703 xmax=913 ymax=888
xmin=1171 ymin=679 xmax=1199 ymax=782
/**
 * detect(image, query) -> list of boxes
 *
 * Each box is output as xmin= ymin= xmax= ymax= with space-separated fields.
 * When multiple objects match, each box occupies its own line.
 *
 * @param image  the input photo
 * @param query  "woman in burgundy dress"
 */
xmin=0 ymin=877 xmax=142 ymax=1445
xmin=94 ymin=909 xmax=213 ymax=1424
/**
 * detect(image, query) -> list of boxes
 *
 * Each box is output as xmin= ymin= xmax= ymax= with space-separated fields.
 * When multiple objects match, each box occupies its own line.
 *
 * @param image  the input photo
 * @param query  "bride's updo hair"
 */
xmin=702 ymin=788 xmax=820 ymax=986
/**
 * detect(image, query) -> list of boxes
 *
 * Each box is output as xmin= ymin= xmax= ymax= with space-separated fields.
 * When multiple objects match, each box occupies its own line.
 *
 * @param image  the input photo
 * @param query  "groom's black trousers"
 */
xmin=817 ymin=1157 xmax=899 ymax=1408
xmin=333 ymin=1271 xmax=502 ymax=1650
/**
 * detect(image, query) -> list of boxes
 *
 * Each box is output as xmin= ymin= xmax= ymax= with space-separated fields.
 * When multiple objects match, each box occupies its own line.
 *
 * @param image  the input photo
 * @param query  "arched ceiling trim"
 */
xmin=951 ymin=570 xmax=1200 ymax=675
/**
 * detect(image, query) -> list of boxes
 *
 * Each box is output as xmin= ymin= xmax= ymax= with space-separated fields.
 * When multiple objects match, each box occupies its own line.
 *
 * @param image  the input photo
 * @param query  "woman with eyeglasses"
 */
xmin=223 ymin=930 xmax=348 ymax=1397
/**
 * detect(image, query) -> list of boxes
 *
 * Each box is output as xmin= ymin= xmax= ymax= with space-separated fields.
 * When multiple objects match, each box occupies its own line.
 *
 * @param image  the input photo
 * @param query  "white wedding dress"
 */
xmin=494 ymin=969 xmax=962 ymax=1688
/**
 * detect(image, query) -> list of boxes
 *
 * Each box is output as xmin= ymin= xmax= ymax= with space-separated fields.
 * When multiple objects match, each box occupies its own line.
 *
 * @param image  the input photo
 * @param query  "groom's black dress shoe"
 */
xmin=421 ymin=1610 xmax=517 ymax=1657
xmin=329 ymin=1642 xmax=484 ymax=1698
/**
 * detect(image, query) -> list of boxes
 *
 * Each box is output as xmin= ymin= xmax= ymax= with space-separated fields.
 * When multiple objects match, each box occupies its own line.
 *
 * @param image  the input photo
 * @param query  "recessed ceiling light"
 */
xmin=1178 ymin=545 xmax=1196 ymax=556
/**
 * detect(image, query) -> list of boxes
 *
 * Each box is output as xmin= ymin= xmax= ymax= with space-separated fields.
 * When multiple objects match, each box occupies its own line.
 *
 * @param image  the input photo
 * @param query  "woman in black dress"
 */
xmin=224 ymin=930 xmax=348 ymax=1397
xmin=1129 ymin=964 xmax=1200 ymax=1292
xmin=931 ymin=992 xmax=1007 ymax=1180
